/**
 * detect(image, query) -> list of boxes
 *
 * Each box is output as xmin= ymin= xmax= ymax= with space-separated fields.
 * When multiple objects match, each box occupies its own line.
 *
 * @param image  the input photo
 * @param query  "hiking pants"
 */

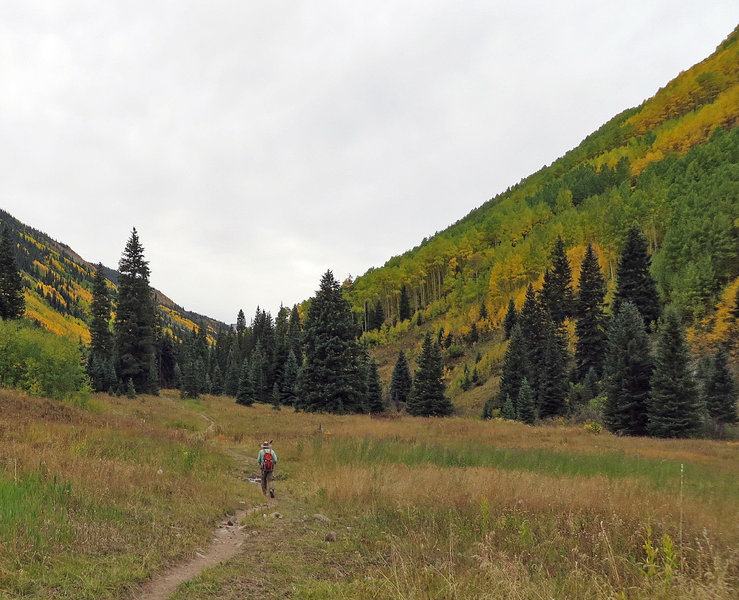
xmin=261 ymin=470 xmax=274 ymax=495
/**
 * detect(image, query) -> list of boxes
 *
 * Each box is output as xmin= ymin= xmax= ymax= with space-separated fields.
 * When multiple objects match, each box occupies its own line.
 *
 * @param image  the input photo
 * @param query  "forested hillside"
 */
xmin=0 ymin=208 xmax=225 ymax=343
xmin=347 ymin=27 xmax=738 ymax=409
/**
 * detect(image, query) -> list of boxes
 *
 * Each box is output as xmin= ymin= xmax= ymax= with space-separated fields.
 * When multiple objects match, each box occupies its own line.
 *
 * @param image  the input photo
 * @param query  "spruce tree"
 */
xmin=517 ymin=377 xmax=536 ymax=425
xmin=399 ymin=285 xmax=412 ymax=322
xmin=280 ymin=350 xmax=299 ymax=406
xmin=603 ymin=302 xmax=652 ymax=436
xmin=703 ymin=347 xmax=737 ymax=432
xmin=87 ymin=263 xmax=113 ymax=391
xmin=490 ymin=324 xmax=528 ymax=415
xmin=390 ymin=349 xmax=412 ymax=409
xmin=613 ymin=226 xmax=661 ymax=329
xmin=236 ymin=357 xmax=254 ymax=406
xmin=539 ymin=236 xmax=575 ymax=323
xmin=502 ymin=298 xmax=517 ymax=340
xmin=249 ymin=341 xmax=269 ymax=402
xmin=113 ymin=228 xmax=158 ymax=394
xmin=478 ymin=300 xmax=488 ymax=321
xmin=575 ymin=244 xmax=607 ymax=379
xmin=518 ymin=284 xmax=547 ymax=396
xmin=298 ymin=270 xmax=364 ymax=413
xmin=501 ymin=395 xmax=516 ymax=420
xmin=211 ymin=364 xmax=224 ymax=396
xmin=371 ymin=299 xmax=385 ymax=331
xmin=407 ymin=332 xmax=453 ymax=417
xmin=224 ymin=345 xmax=240 ymax=397
xmin=537 ymin=321 xmax=569 ymax=419
xmin=287 ymin=304 xmax=303 ymax=364
xmin=648 ymin=307 xmax=701 ymax=438
xmin=0 ymin=226 xmax=25 ymax=320
xmin=366 ymin=357 xmax=384 ymax=414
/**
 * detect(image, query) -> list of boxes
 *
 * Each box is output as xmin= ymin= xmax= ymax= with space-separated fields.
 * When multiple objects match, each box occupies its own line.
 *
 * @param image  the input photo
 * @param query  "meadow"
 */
xmin=0 ymin=389 xmax=736 ymax=599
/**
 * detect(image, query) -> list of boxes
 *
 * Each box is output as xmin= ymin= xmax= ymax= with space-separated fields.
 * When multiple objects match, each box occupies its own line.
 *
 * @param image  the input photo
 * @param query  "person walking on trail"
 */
xmin=258 ymin=441 xmax=277 ymax=498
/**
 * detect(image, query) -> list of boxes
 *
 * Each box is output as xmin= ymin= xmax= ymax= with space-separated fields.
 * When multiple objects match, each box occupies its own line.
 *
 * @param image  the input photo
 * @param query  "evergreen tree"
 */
xmin=371 ymin=299 xmax=385 ymax=331
xmin=173 ymin=363 xmax=183 ymax=390
xmin=539 ymin=236 xmax=575 ymax=323
xmin=0 ymin=227 xmax=25 ymax=320
xmin=575 ymin=244 xmax=607 ymax=379
xmin=249 ymin=341 xmax=269 ymax=402
xmin=87 ymin=263 xmax=113 ymax=391
xmin=298 ymin=270 xmax=365 ymax=413
xmin=236 ymin=309 xmax=246 ymax=335
xmin=280 ymin=350 xmax=299 ymax=406
xmin=460 ymin=363 xmax=472 ymax=391
xmin=113 ymin=228 xmax=158 ymax=394
xmin=537 ymin=321 xmax=569 ymax=419
xmin=487 ymin=323 xmax=528 ymax=417
xmin=613 ymin=226 xmax=661 ymax=329
xmin=224 ymin=345 xmax=240 ymax=397
xmin=517 ymin=377 xmax=536 ymax=425
xmin=366 ymin=357 xmax=384 ymax=414
xmin=271 ymin=382 xmax=281 ymax=410
xmin=501 ymin=394 xmax=516 ymax=420
xmin=407 ymin=332 xmax=453 ymax=416
xmin=517 ymin=285 xmax=547 ymax=396
xmin=180 ymin=360 xmax=200 ymax=399
xmin=465 ymin=322 xmax=479 ymax=346
xmin=236 ymin=357 xmax=254 ymax=406
xmin=502 ymin=298 xmax=517 ymax=340
xmin=158 ymin=332 xmax=177 ymax=389
xmin=703 ymin=347 xmax=737 ymax=432
xmin=603 ymin=303 xmax=652 ymax=436
xmin=648 ymin=307 xmax=701 ymax=438
xmin=287 ymin=304 xmax=303 ymax=364
xmin=478 ymin=300 xmax=488 ymax=321
xmin=211 ymin=364 xmax=224 ymax=396
xmin=390 ymin=349 xmax=413 ymax=409
xmin=399 ymin=285 xmax=412 ymax=322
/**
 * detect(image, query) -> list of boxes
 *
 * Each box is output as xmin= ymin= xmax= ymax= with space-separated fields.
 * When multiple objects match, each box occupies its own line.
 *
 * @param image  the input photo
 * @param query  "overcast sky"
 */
xmin=1 ymin=2 xmax=736 ymax=323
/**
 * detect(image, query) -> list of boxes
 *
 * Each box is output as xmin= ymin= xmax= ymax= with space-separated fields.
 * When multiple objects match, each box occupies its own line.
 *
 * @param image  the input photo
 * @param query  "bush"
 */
xmin=0 ymin=320 xmax=89 ymax=400
xmin=446 ymin=344 xmax=465 ymax=358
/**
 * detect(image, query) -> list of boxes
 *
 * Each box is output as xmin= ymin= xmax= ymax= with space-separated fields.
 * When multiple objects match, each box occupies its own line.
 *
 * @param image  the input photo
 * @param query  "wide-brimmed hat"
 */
xmin=261 ymin=441 xmax=271 ymax=448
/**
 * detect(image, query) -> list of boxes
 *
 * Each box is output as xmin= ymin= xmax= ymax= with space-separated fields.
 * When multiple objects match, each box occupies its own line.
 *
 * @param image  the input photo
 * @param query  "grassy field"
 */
xmin=0 ymin=389 xmax=737 ymax=599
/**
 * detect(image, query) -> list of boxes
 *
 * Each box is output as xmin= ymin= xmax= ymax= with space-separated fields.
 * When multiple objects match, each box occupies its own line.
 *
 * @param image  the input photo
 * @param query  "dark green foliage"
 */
xmin=517 ymin=377 xmax=536 ymax=425
xmin=518 ymin=285 xmax=547 ymax=394
xmin=390 ymin=350 xmax=412 ymax=408
xmin=271 ymin=383 xmax=281 ymax=410
xmin=366 ymin=357 xmax=384 ymax=414
xmin=537 ymin=321 xmax=569 ymax=419
xmin=703 ymin=347 xmax=737 ymax=428
xmin=407 ymin=332 xmax=453 ymax=417
xmin=125 ymin=377 xmax=136 ymax=399
xmin=460 ymin=364 xmax=471 ymax=391
xmin=539 ymin=236 xmax=575 ymax=323
xmin=179 ymin=360 xmax=200 ymax=399
xmin=224 ymin=345 xmax=240 ymax=397
xmin=249 ymin=342 xmax=269 ymax=403
xmin=478 ymin=301 xmax=488 ymax=321
xmin=464 ymin=322 xmax=478 ymax=346
xmin=583 ymin=367 xmax=599 ymax=400
xmin=399 ymin=285 xmax=412 ymax=322
xmin=613 ymin=226 xmax=661 ymax=330
xmin=370 ymin=299 xmax=385 ymax=331
xmin=87 ymin=263 xmax=112 ymax=392
xmin=236 ymin=309 xmax=246 ymax=335
xmin=113 ymin=229 xmax=158 ymax=395
xmin=501 ymin=394 xmax=515 ymax=420
xmin=648 ymin=307 xmax=701 ymax=438
xmin=280 ymin=350 xmax=299 ymax=406
xmin=298 ymin=270 xmax=365 ymax=413
xmin=236 ymin=357 xmax=254 ymax=406
xmin=502 ymin=298 xmax=517 ymax=340
xmin=211 ymin=364 xmax=224 ymax=396
xmin=173 ymin=363 xmax=182 ymax=390
xmin=603 ymin=303 xmax=652 ymax=436
xmin=0 ymin=227 xmax=25 ymax=320
xmin=487 ymin=324 xmax=528 ymax=418
xmin=575 ymin=244 xmax=607 ymax=379
xmin=287 ymin=305 xmax=302 ymax=364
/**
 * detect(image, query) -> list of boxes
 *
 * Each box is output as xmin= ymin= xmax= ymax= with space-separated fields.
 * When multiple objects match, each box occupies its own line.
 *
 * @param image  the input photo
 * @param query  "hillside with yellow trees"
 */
xmin=347 ymin=26 xmax=738 ymax=414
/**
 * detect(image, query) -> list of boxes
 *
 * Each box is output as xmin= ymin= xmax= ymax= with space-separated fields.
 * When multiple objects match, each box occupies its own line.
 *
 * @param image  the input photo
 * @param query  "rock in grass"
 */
xmin=269 ymin=512 xmax=282 ymax=519
xmin=313 ymin=513 xmax=330 ymax=522
xmin=325 ymin=531 xmax=337 ymax=542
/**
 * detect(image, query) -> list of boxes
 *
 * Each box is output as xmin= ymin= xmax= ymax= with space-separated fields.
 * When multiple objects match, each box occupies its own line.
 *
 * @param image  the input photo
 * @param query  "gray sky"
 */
xmin=1 ymin=2 xmax=736 ymax=323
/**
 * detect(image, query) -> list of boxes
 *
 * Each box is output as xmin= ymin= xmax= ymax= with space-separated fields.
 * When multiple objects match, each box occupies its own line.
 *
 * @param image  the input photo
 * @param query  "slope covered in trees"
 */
xmin=346 ymin=27 xmax=738 ymax=417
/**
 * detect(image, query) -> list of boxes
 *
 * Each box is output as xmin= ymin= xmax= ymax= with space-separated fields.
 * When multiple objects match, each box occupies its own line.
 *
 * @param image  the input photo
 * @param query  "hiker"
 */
xmin=257 ymin=441 xmax=277 ymax=498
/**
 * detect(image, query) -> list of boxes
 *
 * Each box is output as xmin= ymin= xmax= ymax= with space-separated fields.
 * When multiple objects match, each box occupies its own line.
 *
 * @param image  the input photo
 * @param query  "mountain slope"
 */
xmin=0 ymin=208 xmax=226 ymax=343
xmin=348 ymin=26 xmax=739 ymax=409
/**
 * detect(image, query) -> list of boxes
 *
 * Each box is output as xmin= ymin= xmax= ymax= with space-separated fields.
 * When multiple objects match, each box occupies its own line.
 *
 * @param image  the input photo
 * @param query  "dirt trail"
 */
xmin=135 ymin=432 xmax=270 ymax=600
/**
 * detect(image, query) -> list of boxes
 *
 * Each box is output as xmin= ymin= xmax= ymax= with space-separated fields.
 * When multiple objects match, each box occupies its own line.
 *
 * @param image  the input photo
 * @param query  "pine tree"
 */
xmin=502 ymin=298 xmax=517 ymax=340
xmin=407 ymin=332 xmax=453 ymax=417
xmin=390 ymin=350 xmax=413 ymax=409
xmin=271 ymin=382 xmax=281 ymax=410
xmin=613 ymin=226 xmax=661 ymax=330
xmin=518 ymin=285 xmax=547 ymax=396
xmin=501 ymin=394 xmax=516 ymax=420
xmin=460 ymin=364 xmax=471 ymax=391
xmin=575 ymin=244 xmax=608 ymax=379
xmin=478 ymin=301 xmax=488 ymax=321
xmin=280 ymin=350 xmax=299 ymax=406
xmin=0 ymin=227 xmax=25 ymax=320
xmin=87 ymin=263 xmax=112 ymax=391
xmin=517 ymin=377 xmax=536 ymax=425
xmin=249 ymin=341 xmax=269 ymax=402
xmin=489 ymin=324 xmax=528 ymax=416
xmin=371 ymin=299 xmax=385 ymax=331
xmin=366 ymin=357 xmax=384 ymax=414
xmin=113 ymin=228 xmax=158 ymax=394
xmin=399 ymin=285 xmax=412 ymax=322
xmin=211 ymin=364 xmax=224 ymax=396
xmin=224 ymin=345 xmax=240 ymax=397
xmin=603 ymin=303 xmax=652 ymax=436
xmin=465 ymin=322 xmax=479 ymax=346
xmin=703 ymin=347 xmax=737 ymax=432
xmin=287 ymin=304 xmax=303 ymax=364
xmin=648 ymin=307 xmax=701 ymax=438
xmin=236 ymin=357 xmax=254 ymax=406
xmin=539 ymin=236 xmax=575 ymax=323
xmin=537 ymin=321 xmax=569 ymax=419
xmin=298 ymin=270 xmax=365 ymax=413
